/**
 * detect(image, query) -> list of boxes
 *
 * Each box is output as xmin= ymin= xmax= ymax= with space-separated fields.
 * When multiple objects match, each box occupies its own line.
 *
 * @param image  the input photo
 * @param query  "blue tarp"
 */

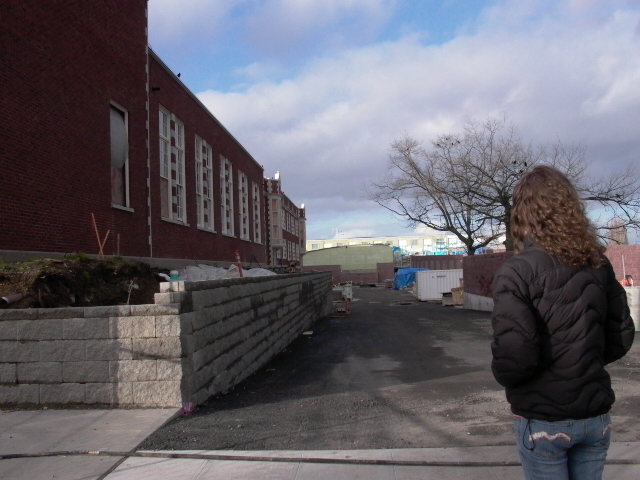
xmin=393 ymin=268 xmax=429 ymax=290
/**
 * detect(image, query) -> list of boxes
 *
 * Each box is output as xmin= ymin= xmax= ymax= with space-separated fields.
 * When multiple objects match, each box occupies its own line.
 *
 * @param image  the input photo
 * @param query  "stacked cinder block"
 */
xmin=164 ymin=273 xmax=333 ymax=406
xmin=0 ymin=304 xmax=183 ymax=407
xmin=0 ymin=272 xmax=333 ymax=407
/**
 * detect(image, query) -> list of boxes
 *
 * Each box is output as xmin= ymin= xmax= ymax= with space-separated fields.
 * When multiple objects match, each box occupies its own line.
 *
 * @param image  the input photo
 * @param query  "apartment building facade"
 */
xmin=264 ymin=174 xmax=306 ymax=266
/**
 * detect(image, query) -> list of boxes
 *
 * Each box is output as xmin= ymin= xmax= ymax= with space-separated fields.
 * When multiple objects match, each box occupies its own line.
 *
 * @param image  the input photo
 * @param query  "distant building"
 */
xmin=306 ymin=234 xmax=467 ymax=256
xmin=607 ymin=218 xmax=628 ymax=245
xmin=302 ymin=244 xmax=395 ymax=284
xmin=264 ymin=173 xmax=306 ymax=266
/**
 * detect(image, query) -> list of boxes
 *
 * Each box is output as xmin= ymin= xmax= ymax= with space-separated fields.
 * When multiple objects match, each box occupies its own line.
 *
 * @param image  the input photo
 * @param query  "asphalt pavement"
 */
xmin=2 ymin=286 xmax=640 ymax=479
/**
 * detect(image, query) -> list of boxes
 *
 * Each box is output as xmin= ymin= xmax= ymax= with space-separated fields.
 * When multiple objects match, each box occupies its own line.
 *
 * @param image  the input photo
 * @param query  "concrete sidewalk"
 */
xmin=0 ymin=408 xmax=178 ymax=479
xmin=1 ymin=410 xmax=639 ymax=480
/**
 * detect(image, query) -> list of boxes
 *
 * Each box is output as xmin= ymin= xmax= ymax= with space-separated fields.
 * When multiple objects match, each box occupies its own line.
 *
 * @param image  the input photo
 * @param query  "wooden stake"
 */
xmin=100 ymin=230 xmax=111 ymax=258
xmin=91 ymin=213 xmax=105 ymax=259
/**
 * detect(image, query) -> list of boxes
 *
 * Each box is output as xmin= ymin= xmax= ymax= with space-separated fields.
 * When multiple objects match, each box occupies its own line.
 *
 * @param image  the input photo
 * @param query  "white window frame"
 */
xmin=173 ymin=118 xmax=185 ymax=221
xmin=195 ymin=136 xmax=214 ymax=231
xmin=220 ymin=156 xmax=234 ymax=236
xmin=159 ymin=107 xmax=186 ymax=223
xmin=238 ymin=171 xmax=249 ymax=240
xmin=270 ymin=197 xmax=281 ymax=239
xmin=252 ymin=182 xmax=262 ymax=244
xmin=159 ymin=108 xmax=170 ymax=179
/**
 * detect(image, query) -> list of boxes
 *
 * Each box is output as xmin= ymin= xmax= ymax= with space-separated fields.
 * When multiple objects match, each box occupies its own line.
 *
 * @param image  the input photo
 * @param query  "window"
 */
xmin=220 ymin=156 xmax=234 ymax=235
xmin=411 ymin=239 xmax=419 ymax=246
xmin=270 ymin=198 xmax=280 ymax=239
xmin=159 ymin=107 xmax=186 ymax=222
xmin=238 ymin=171 xmax=249 ymax=240
xmin=195 ymin=136 xmax=214 ymax=231
xmin=252 ymin=182 xmax=262 ymax=244
xmin=159 ymin=109 xmax=169 ymax=178
xmin=174 ymin=120 xmax=185 ymax=220
xmin=159 ymin=108 xmax=170 ymax=218
xmin=311 ymin=243 xmax=319 ymax=250
xmin=110 ymin=104 xmax=129 ymax=207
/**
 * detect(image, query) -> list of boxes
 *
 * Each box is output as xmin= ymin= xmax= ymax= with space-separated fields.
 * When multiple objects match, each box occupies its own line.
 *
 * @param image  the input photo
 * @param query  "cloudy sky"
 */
xmin=148 ymin=0 xmax=640 ymax=240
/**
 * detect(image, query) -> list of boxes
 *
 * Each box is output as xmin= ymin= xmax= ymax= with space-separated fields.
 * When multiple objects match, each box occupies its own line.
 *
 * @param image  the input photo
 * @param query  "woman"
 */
xmin=491 ymin=165 xmax=635 ymax=480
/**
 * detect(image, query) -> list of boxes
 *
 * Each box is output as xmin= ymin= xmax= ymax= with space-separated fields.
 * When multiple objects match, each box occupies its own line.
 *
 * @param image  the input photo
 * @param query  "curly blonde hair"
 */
xmin=511 ymin=165 xmax=604 ymax=267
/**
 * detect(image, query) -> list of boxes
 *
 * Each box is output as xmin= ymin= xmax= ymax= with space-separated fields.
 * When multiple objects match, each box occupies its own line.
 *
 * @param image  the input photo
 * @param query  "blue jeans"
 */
xmin=513 ymin=414 xmax=611 ymax=480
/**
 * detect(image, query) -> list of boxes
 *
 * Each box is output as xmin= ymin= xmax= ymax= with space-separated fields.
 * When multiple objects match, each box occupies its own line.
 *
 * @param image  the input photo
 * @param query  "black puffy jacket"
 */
xmin=491 ymin=245 xmax=635 ymax=421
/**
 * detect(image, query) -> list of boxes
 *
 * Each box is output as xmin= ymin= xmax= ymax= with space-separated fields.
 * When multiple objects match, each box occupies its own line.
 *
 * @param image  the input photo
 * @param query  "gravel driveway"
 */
xmin=140 ymin=287 xmax=640 ymax=451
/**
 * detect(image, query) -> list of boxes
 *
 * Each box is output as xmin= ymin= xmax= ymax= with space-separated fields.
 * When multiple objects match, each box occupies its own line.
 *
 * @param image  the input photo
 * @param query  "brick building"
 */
xmin=147 ymin=52 xmax=266 ymax=264
xmin=264 ymin=173 xmax=306 ymax=267
xmin=1 ymin=0 xmax=302 ymax=267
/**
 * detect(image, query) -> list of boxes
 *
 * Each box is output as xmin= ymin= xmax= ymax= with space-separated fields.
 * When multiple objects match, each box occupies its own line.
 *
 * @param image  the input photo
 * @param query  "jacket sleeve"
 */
xmin=603 ymin=261 xmax=635 ymax=364
xmin=490 ymin=261 xmax=541 ymax=388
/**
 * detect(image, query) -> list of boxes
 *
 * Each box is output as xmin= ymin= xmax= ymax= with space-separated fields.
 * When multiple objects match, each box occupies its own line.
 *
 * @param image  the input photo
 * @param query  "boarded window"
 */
xmin=110 ymin=105 xmax=129 ymax=206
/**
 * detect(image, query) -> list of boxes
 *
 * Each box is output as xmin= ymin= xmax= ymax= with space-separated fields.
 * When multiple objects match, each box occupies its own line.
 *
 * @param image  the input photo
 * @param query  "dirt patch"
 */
xmin=0 ymin=255 xmax=165 ymax=308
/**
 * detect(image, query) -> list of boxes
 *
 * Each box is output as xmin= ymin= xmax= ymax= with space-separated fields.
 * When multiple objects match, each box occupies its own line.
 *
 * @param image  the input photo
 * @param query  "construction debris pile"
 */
xmin=176 ymin=264 xmax=276 ymax=282
xmin=0 ymin=257 xmax=280 ymax=309
xmin=0 ymin=255 xmax=163 ymax=309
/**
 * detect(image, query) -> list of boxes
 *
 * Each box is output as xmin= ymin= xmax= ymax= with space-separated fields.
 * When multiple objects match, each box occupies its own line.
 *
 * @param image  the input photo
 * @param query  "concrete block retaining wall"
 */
xmin=0 ymin=272 xmax=332 ymax=407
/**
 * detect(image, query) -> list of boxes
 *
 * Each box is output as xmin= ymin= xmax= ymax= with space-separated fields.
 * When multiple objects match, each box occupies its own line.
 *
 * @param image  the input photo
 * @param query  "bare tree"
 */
xmin=367 ymin=134 xmax=502 ymax=255
xmin=368 ymin=117 xmax=640 ymax=253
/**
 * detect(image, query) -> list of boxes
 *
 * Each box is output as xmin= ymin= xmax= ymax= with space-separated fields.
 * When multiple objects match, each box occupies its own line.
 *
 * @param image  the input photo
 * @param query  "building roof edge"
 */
xmin=148 ymin=47 xmax=263 ymax=173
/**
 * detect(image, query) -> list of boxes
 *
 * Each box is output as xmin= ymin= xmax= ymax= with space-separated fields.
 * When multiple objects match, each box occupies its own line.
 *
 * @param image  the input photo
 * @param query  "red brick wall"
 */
xmin=302 ymin=265 xmax=341 ymax=283
xmin=463 ymin=252 xmax=514 ymax=297
xmin=377 ymin=263 xmax=395 ymax=282
xmin=2 ymin=0 xmax=149 ymax=256
xmin=147 ymin=54 xmax=266 ymax=264
xmin=605 ymin=245 xmax=640 ymax=283
xmin=341 ymin=272 xmax=379 ymax=284
xmin=410 ymin=255 xmax=464 ymax=270
xmin=463 ymin=245 xmax=640 ymax=300
xmin=301 ymin=264 xmax=393 ymax=284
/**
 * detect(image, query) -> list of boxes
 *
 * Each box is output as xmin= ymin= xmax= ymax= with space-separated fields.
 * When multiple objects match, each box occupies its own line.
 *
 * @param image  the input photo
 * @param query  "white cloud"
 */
xmin=194 ymin=0 xmax=640 ymax=238
xmin=148 ymin=0 xmax=242 ymax=45
xmin=243 ymin=0 xmax=396 ymax=56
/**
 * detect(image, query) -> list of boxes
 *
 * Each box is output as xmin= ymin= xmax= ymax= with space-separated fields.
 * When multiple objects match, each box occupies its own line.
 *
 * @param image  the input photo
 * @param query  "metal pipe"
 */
xmin=1 ymin=293 xmax=23 ymax=305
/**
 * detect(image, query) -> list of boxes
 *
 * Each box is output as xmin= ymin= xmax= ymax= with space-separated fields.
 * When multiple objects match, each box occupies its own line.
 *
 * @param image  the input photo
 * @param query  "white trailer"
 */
xmin=412 ymin=269 xmax=463 ymax=301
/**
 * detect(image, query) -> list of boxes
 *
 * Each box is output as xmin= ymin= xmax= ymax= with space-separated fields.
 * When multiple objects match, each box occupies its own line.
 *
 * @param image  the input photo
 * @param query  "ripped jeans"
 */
xmin=513 ymin=414 xmax=611 ymax=480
